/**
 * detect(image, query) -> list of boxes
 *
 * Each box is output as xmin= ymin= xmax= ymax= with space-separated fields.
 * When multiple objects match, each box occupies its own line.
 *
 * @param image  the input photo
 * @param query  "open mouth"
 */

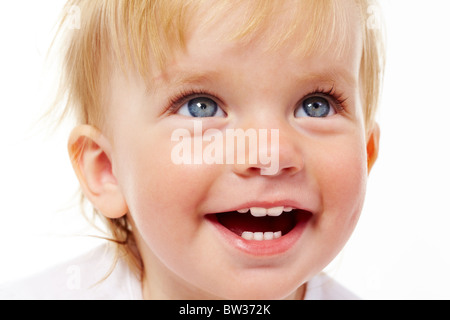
xmin=208 ymin=206 xmax=312 ymax=241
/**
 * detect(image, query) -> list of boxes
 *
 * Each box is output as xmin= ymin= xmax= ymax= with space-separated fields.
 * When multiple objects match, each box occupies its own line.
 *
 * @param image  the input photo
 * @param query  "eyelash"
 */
xmin=166 ymin=89 xmax=223 ymax=114
xmin=304 ymin=86 xmax=349 ymax=114
xmin=165 ymin=86 xmax=348 ymax=115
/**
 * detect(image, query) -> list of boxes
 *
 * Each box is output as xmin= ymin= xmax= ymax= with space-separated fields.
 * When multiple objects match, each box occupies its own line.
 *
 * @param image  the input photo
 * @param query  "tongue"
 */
xmin=216 ymin=211 xmax=296 ymax=236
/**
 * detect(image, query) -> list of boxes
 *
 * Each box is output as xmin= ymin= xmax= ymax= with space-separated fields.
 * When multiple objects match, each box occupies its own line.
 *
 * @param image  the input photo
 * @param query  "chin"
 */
xmin=206 ymin=274 xmax=305 ymax=300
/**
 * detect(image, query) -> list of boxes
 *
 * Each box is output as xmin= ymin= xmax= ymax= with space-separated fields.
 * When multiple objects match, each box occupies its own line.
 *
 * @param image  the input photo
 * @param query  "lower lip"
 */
xmin=205 ymin=212 xmax=311 ymax=257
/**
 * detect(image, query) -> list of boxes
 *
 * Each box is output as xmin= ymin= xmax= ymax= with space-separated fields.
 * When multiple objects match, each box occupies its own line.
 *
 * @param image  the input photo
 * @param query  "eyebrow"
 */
xmin=299 ymin=68 xmax=358 ymax=89
xmin=150 ymin=66 xmax=357 ymax=93
xmin=149 ymin=70 xmax=218 ymax=93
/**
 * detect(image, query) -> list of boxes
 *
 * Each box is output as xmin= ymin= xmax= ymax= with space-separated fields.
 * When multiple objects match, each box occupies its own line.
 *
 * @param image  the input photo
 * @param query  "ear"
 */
xmin=68 ymin=125 xmax=128 ymax=219
xmin=366 ymin=122 xmax=380 ymax=174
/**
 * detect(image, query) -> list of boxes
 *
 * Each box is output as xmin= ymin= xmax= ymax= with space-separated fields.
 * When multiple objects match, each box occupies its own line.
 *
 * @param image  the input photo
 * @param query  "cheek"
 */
xmin=115 ymin=131 xmax=235 ymax=295
xmin=114 ymin=129 xmax=221 ymax=252
xmin=310 ymin=134 xmax=368 ymax=241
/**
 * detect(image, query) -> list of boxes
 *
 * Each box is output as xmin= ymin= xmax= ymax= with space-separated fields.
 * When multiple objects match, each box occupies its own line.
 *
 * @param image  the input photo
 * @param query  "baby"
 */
xmin=2 ymin=0 xmax=384 ymax=300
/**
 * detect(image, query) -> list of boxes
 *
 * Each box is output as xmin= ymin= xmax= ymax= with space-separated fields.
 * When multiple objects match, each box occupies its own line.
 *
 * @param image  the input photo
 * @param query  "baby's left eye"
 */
xmin=177 ymin=97 xmax=226 ymax=118
xmin=295 ymin=96 xmax=336 ymax=118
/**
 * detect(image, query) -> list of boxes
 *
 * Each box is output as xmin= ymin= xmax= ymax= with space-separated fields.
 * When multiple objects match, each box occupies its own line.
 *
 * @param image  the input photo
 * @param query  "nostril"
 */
xmin=232 ymin=164 xmax=263 ymax=177
xmin=248 ymin=167 xmax=262 ymax=175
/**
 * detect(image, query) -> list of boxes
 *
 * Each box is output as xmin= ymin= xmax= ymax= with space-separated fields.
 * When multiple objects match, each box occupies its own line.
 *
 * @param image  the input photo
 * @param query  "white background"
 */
xmin=0 ymin=1 xmax=449 ymax=299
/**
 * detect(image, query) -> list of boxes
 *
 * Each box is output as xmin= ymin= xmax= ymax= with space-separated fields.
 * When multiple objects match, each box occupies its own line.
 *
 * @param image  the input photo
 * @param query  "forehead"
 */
xmin=190 ymin=0 xmax=361 ymax=56
xmin=151 ymin=0 xmax=363 ymax=85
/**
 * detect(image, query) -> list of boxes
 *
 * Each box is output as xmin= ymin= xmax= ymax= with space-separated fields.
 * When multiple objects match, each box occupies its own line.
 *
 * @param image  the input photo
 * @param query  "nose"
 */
xmin=231 ymin=124 xmax=303 ymax=177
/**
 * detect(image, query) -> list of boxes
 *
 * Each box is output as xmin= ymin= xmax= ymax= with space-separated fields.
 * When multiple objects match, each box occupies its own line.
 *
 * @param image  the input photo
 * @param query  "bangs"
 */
xmin=226 ymin=0 xmax=357 ymax=59
xmin=115 ymin=0 xmax=358 ymax=75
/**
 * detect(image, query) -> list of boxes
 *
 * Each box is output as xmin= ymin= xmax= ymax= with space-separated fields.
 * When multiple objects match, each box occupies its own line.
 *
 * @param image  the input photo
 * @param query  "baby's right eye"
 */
xmin=177 ymin=97 xmax=226 ymax=118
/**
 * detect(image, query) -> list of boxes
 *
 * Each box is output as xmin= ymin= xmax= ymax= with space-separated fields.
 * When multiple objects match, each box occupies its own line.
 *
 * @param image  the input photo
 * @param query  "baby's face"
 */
xmin=104 ymin=2 xmax=369 ymax=299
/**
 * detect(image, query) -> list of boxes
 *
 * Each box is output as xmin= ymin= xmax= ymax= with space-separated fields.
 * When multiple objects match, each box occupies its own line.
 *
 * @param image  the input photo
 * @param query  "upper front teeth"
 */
xmin=237 ymin=206 xmax=293 ymax=217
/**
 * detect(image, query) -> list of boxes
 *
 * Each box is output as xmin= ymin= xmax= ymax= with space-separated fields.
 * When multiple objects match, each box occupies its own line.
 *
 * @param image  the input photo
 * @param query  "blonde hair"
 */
xmin=52 ymin=0 xmax=385 ymax=276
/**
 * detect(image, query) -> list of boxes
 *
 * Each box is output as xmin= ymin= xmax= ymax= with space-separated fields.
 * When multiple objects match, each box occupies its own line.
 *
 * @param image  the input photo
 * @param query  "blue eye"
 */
xmin=295 ymin=96 xmax=336 ymax=118
xmin=177 ymin=97 xmax=226 ymax=118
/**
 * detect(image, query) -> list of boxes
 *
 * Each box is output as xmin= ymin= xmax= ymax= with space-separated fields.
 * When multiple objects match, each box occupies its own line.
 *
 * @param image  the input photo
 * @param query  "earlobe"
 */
xmin=68 ymin=125 xmax=128 ymax=219
xmin=366 ymin=123 xmax=380 ymax=174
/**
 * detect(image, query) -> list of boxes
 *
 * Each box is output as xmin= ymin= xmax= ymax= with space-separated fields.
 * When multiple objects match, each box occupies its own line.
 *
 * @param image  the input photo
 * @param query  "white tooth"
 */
xmin=241 ymin=231 xmax=254 ymax=240
xmin=253 ymin=232 xmax=264 ymax=241
xmin=241 ymin=231 xmax=280 ymax=241
xmin=263 ymin=232 xmax=274 ymax=240
xmin=250 ymin=207 xmax=267 ymax=217
xmin=283 ymin=207 xmax=293 ymax=212
xmin=237 ymin=208 xmax=249 ymax=213
xmin=267 ymin=206 xmax=283 ymax=216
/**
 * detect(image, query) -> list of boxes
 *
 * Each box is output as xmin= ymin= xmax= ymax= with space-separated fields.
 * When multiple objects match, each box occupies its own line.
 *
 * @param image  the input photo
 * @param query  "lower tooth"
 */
xmin=263 ymin=232 xmax=274 ymax=240
xmin=241 ymin=232 xmax=253 ymax=240
xmin=253 ymin=232 xmax=264 ymax=241
xmin=240 ymin=231 xmax=283 ymax=240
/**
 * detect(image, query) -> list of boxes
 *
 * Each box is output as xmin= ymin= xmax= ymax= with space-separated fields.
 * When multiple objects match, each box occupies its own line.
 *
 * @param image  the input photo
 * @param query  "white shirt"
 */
xmin=0 ymin=245 xmax=359 ymax=300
